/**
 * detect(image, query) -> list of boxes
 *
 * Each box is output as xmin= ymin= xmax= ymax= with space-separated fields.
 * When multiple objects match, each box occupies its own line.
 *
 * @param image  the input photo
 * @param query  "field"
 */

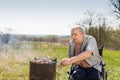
xmin=0 ymin=42 xmax=120 ymax=80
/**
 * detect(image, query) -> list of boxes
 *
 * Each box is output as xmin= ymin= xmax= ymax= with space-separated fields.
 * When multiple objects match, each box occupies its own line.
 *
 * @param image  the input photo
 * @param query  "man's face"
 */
xmin=71 ymin=29 xmax=84 ymax=43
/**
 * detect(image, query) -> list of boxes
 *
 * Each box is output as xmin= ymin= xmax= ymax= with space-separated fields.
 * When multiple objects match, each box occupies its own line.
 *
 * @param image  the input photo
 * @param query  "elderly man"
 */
xmin=60 ymin=25 xmax=102 ymax=80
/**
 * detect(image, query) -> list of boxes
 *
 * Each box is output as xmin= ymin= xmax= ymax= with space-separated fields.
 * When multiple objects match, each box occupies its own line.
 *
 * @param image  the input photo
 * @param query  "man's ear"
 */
xmin=81 ymin=32 xmax=85 ymax=35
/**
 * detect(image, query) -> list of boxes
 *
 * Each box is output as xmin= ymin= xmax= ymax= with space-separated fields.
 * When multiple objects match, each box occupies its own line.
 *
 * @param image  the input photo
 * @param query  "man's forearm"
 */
xmin=70 ymin=50 xmax=92 ymax=64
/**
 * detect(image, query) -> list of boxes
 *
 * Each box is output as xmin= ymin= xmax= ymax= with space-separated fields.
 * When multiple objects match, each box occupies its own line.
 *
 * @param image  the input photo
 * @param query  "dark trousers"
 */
xmin=72 ymin=66 xmax=101 ymax=80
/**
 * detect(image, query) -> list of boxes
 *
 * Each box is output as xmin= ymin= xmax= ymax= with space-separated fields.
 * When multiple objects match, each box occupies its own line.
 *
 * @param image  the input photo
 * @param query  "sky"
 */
xmin=0 ymin=0 xmax=113 ymax=35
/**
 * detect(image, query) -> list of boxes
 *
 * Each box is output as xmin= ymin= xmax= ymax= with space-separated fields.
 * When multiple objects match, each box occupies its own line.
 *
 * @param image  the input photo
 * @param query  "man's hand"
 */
xmin=59 ymin=58 xmax=72 ymax=66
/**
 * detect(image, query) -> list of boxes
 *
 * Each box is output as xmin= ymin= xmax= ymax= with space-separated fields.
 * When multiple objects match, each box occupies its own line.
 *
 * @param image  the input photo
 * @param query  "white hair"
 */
xmin=72 ymin=25 xmax=85 ymax=33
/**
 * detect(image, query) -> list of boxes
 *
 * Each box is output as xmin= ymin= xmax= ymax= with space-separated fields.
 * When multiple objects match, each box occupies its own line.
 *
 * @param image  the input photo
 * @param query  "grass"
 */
xmin=0 ymin=42 xmax=120 ymax=80
xmin=103 ymin=49 xmax=120 ymax=80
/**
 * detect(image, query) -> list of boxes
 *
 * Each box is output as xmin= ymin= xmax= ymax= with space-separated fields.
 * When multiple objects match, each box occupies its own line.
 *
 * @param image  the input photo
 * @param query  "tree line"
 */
xmin=0 ymin=26 xmax=120 ymax=50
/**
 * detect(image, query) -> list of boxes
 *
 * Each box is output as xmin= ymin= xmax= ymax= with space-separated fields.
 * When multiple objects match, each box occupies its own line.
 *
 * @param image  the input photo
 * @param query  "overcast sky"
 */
xmin=0 ymin=0 xmax=113 ymax=35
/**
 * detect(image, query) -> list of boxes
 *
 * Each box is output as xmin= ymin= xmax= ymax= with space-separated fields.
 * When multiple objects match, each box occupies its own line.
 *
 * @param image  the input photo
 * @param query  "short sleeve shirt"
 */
xmin=68 ymin=35 xmax=102 ymax=72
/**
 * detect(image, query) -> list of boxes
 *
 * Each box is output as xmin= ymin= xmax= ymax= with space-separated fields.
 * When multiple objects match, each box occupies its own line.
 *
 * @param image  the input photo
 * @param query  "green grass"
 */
xmin=0 ymin=42 xmax=120 ymax=80
xmin=103 ymin=49 xmax=120 ymax=80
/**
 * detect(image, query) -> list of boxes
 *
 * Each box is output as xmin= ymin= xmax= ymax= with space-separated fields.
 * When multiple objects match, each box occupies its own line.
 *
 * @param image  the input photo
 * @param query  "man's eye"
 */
xmin=71 ymin=34 xmax=77 ymax=36
xmin=74 ymin=34 xmax=77 ymax=36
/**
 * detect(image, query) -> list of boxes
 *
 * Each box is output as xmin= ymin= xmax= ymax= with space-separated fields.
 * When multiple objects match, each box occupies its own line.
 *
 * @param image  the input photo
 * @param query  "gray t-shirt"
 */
xmin=68 ymin=35 xmax=102 ymax=72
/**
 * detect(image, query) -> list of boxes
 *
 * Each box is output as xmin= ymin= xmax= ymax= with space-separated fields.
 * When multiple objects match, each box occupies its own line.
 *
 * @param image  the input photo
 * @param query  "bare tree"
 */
xmin=81 ymin=11 xmax=110 ymax=47
xmin=82 ymin=11 xmax=95 ymax=28
xmin=0 ymin=27 xmax=14 ymax=44
xmin=110 ymin=0 xmax=120 ymax=18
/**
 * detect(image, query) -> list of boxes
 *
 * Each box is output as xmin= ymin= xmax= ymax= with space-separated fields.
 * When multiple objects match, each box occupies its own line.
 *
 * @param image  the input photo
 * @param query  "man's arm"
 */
xmin=60 ymin=50 xmax=92 ymax=66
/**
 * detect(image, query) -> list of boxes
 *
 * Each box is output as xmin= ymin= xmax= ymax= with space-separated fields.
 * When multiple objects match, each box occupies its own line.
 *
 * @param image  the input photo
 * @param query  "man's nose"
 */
xmin=71 ymin=35 xmax=75 ymax=39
